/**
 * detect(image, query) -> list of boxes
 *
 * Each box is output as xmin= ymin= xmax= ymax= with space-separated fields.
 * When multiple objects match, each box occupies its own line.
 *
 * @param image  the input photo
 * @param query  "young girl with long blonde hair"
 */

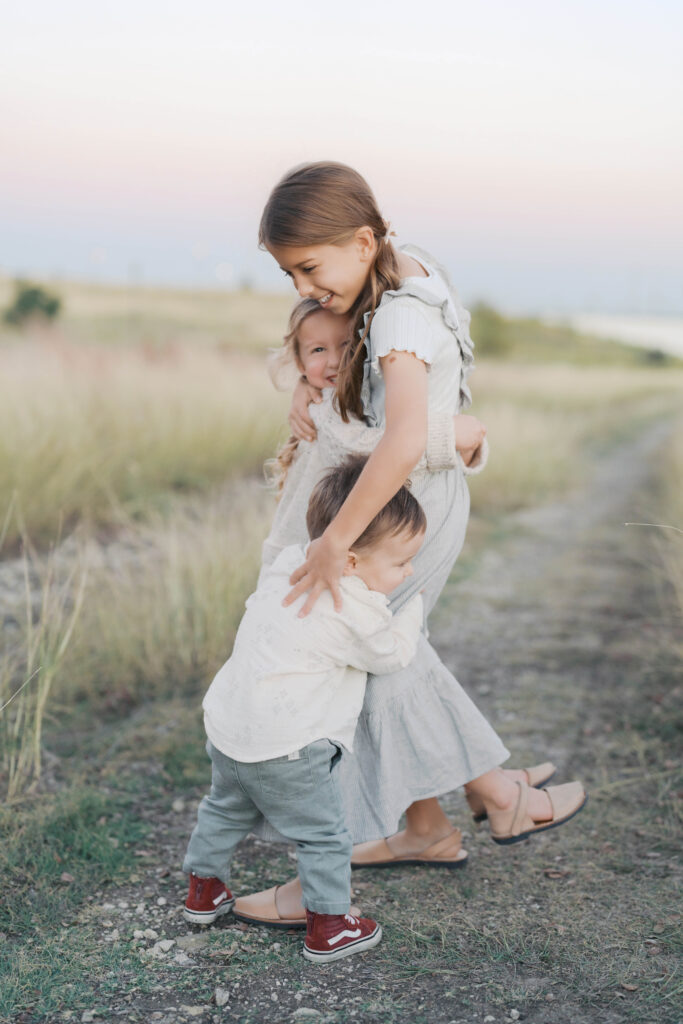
xmin=234 ymin=162 xmax=586 ymax=928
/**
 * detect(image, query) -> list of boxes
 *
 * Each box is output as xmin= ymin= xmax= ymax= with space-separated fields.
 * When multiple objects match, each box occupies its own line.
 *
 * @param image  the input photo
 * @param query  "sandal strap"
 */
xmin=417 ymin=829 xmax=463 ymax=860
xmin=353 ymin=837 xmax=397 ymax=864
xmin=510 ymin=781 xmax=530 ymax=837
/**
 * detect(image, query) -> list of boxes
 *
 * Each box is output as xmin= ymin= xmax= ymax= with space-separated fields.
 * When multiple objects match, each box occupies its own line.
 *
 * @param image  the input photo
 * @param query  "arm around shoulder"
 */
xmin=350 ymin=593 xmax=423 ymax=675
xmin=320 ymin=400 xmax=458 ymax=473
xmin=461 ymin=435 xmax=489 ymax=475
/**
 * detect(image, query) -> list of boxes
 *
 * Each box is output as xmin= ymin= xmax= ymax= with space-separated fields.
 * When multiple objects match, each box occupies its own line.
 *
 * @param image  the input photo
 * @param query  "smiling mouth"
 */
xmin=318 ymin=292 xmax=333 ymax=306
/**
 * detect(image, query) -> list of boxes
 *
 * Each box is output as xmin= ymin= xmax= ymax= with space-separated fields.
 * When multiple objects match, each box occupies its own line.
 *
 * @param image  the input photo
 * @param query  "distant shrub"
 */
xmin=643 ymin=348 xmax=668 ymax=366
xmin=4 ymin=281 xmax=61 ymax=327
xmin=470 ymin=302 xmax=513 ymax=357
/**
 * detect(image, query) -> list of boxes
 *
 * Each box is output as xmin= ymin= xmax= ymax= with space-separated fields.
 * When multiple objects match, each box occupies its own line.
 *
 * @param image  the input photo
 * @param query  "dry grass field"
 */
xmin=0 ymin=277 xmax=293 ymax=353
xmin=0 ymin=340 xmax=288 ymax=549
xmin=0 ymin=280 xmax=681 ymax=1023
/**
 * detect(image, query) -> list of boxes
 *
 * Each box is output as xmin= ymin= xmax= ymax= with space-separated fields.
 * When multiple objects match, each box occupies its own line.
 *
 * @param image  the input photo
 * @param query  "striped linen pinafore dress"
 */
xmin=255 ymin=244 xmax=509 ymax=844
xmin=335 ymin=244 xmax=509 ymax=841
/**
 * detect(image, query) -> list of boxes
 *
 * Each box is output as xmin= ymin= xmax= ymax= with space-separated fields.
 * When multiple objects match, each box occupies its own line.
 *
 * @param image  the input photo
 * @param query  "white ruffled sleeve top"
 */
xmin=360 ymin=244 xmax=476 ymax=435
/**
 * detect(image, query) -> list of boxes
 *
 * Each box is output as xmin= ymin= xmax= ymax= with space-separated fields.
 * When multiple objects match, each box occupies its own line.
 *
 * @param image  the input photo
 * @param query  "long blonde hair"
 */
xmin=266 ymin=297 xmax=324 ymax=495
xmin=259 ymin=161 xmax=401 ymax=421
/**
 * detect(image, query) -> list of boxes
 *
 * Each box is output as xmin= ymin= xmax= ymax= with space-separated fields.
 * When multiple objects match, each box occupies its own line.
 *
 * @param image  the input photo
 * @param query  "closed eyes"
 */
xmin=281 ymin=266 xmax=316 ymax=278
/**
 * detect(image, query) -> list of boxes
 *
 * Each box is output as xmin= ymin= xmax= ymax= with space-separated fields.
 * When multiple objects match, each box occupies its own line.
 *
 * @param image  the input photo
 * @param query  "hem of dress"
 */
xmin=249 ymin=746 xmax=510 ymax=847
xmin=347 ymin=747 xmax=511 ymax=844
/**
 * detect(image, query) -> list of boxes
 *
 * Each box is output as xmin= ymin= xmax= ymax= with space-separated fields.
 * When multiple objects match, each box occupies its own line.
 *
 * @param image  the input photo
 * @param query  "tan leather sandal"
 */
xmin=232 ymin=885 xmax=306 ymax=930
xmin=466 ymin=762 xmax=557 ymax=823
xmin=488 ymin=780 xmax=587 ymax=845
xmin=351 ymin=828 xmax=468 ymax=870
xmin=232 ymin=885 xmax=361 ymax=930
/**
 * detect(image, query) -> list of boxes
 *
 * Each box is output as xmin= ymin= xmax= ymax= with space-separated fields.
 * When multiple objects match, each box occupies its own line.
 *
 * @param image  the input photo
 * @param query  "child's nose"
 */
xmin=293 ymin=274 xmax=314 ymax=298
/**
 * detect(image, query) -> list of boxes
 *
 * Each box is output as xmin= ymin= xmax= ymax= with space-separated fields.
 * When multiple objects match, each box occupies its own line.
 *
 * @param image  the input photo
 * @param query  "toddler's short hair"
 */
xmin=306 ymin=455 xmax=426 ymax=550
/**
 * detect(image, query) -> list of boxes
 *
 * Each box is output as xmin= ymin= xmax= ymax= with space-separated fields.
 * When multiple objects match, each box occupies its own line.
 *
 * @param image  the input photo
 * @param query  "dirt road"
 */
xmin=16 ymin=418 xmax=681 ymax=1024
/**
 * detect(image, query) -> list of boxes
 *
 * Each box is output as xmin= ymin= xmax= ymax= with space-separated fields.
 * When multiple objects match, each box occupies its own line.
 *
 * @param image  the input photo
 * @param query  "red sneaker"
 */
xmin=183 ymin=873 xmax=234 ymax=925
xmin=303 ymin=910 xmax=382 ymax=963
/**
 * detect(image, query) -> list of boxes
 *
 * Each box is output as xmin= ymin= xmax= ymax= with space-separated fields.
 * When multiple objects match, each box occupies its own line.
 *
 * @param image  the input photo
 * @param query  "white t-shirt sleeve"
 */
xmin=370 ymin=297 xmax=437 ymax=366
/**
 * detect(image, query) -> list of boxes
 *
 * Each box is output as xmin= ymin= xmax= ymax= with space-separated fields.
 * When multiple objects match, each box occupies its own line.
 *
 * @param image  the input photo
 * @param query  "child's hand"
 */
xmin=283 ymin=532 xmax=348 ymax=616
xmin=289 ymin=379 xmax=323 ymax=442
xmin=453 ymin=414 xmax=487 ymax=467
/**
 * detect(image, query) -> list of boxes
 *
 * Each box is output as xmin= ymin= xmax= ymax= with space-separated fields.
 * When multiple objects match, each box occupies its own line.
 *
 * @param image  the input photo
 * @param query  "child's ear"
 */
xmin=354 ymin=226 xmax=377 ymax=262
xmin=342 ymin=551 xmax=359 ymax=577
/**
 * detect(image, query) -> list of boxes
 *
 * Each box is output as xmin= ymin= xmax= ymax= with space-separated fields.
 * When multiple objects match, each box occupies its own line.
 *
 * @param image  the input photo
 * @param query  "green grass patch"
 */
xmin=0 ymin=784 xmax=149 ymax=1021
xmin=0 ymin=787 xmax=147 ymax=936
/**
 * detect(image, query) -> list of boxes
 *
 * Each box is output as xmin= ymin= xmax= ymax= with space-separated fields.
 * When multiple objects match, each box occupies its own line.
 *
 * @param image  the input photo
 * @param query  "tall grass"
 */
xmin=58 ymin=481 xmax=274 ymax=709
xmin=2 ymin=353 xmax=682 ymax=796
xmin=657 ymin=422 xmax=683 ymax=661
xmin=469 ymin=363 xmax=683 ymax=512
xmin=2 ymin=344 xmax=680 ymax=550
xmin=0 ymin=340 xmax=288 ymax=548
xmin=0 ymin=482 xmax=273 ymax=795
xmin=25 ymin=366 xmax=683 ymax=716
xmin=0 ymin=538 xmax=87 ymax=800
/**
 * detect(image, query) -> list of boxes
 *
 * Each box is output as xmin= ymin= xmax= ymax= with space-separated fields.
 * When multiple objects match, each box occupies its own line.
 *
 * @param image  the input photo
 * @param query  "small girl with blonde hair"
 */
xmin=265 ymin=298 xmax=325 ymax=496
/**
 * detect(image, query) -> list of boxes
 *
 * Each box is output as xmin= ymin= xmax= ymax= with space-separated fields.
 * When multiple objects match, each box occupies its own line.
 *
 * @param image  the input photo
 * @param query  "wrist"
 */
xmin=323 ymin=523 xmax=352 ymax=551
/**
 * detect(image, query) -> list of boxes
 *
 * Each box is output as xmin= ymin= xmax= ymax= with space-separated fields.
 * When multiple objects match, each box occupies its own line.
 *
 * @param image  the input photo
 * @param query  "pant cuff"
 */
xmin=182 ymin=859 xmax=229 ymax=883
xmin=304 ymin=901 xmax=351 ymax=915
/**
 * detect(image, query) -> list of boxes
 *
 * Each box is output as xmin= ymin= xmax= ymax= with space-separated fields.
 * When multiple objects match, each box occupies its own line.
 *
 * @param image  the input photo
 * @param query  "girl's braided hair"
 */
xmin=258 ymin=161 xmax=401 ymax=422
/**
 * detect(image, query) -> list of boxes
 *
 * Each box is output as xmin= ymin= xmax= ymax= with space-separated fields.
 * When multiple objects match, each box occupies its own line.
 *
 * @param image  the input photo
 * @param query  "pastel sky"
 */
xmin=2 ymin=1 xmax=682 ymax=312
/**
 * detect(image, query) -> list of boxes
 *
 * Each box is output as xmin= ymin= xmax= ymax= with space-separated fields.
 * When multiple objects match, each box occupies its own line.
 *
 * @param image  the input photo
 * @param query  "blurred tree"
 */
xmin=643 ymin=347 xmax=667 ymax=365
xmin=4 ymin=281 xmax=61 ymax=327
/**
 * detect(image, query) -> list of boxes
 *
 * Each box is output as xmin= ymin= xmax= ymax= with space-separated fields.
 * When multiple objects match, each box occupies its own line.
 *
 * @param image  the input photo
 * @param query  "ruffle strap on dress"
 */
xmin=360 ymin=244 xmax=476 ymax=416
